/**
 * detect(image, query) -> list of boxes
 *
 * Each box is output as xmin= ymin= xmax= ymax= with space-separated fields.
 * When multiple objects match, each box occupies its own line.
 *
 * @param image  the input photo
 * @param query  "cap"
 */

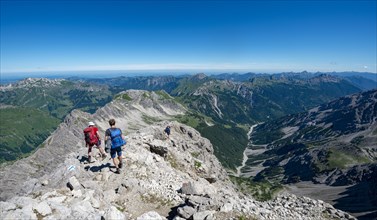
xmin=88 ymin=122 xmax=95 ymax=126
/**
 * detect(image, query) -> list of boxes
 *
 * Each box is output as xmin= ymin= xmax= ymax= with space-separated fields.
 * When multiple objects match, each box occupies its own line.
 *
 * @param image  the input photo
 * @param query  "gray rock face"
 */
xmin=0 ymin=90 xmax=356 ymax=220
xmin=146 ymin=140 xmax=169 ymax=158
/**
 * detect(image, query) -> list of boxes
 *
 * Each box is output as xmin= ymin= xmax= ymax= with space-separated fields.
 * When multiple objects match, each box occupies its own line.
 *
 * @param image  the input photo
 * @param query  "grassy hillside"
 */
xmin=0 ymin=107 xmax=60 ymax=163
xmin=198 ymin=124 xmax=248 ymax=169
xmin=0 ymin=79 xmax=112 ymax=119
xmin=0 ymin=79 xmax=114 ymax=164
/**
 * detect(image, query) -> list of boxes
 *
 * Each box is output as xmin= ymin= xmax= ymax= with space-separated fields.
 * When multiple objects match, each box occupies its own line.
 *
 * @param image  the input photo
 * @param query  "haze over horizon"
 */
xmin=1 ymin=0 xmax=376 ymax=77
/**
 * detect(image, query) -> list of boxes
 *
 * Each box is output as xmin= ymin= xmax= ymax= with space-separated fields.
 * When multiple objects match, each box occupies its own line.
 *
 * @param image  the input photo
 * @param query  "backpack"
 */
xmin=84 ymin=127 xmax=98 ymax=145
xmin=164 ymin=127 xmax=170 ymax=135
xmin=109 ymin=128 xmax=126 ymax=148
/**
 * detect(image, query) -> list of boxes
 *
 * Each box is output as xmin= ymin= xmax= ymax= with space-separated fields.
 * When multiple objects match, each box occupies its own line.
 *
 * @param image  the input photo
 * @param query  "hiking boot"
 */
xmin=115 ymin=168 xmax=121 ymax=174
xmin=118 ymin=162 xmax=123 ymax=169
xmin=101 ymin=154 xmax=107 ymax=160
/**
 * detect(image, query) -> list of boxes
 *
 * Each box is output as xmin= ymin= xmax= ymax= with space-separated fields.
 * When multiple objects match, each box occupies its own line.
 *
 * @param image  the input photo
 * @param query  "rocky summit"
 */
xmin=0 ymin=90 xmax=355 ymax=220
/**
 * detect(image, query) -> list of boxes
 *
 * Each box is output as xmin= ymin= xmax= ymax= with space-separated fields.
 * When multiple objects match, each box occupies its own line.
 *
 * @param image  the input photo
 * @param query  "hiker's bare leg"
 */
xmin=113 ymin=157 xmax=118 ymax=168
xmin=99 ymin=147 xmax=106 ymax=155
xmin=88 ymin=145 xmax=92 ymax=157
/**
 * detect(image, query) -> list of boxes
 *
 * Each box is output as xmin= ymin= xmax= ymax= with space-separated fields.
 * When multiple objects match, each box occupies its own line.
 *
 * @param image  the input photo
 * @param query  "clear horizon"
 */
xmin=1 ymin=1 xmax=376 ymax=75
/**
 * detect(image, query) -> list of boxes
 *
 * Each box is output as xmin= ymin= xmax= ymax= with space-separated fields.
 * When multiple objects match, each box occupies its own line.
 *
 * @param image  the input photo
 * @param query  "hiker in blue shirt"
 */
xmin=105 ymin=119 xmax=126 ymax=174
xmin=164 ymin=125 xmax=171 ymax=139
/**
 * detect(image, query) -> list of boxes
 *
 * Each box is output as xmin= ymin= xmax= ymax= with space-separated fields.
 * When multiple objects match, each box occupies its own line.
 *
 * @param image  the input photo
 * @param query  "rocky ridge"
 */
xmin=0 ymin=90 xmax=355 ymax=219
xmin=0 ymin=78 xmax=65 ymax=91
xmin=0 ymin=121 xmax=354 ymax=220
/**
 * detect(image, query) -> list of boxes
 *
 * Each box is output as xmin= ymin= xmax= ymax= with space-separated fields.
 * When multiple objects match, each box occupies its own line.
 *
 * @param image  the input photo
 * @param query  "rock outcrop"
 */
xmin=0 ymin=90 xmax=356 ymax=219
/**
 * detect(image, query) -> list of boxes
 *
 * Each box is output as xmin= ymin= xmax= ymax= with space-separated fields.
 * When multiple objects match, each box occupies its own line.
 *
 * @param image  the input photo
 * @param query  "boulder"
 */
xmin=68 ymin=176 xmax=82 ymax=190
xmin=103 ymin=206 xmax=126 ymax=220
xmin=192 ymin=210 xmax=215 ymax=220
xmin=180 ymin=180 xmax=217 ymax=196
xmin=220 ymin=203 xmax=233 ymax=212
xmin=136 ymin=211 xmax=164 ymax=220
xmin=147 ymin=140 xmax=169 ymax=158
xmin=71 ymin=201 xmax=94 ymax=219
xmin=177 ymin=205 xmax=196 ymax=219
xmin=33 ymin=201 xmax=52 ymax=216
xmin=0 ymin=201 xmax=17 ymax=212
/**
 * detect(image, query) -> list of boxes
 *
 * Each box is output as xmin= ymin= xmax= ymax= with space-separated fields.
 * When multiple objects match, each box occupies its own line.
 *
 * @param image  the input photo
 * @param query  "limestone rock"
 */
xmin=147 ymin=140 xmax=169 ymax=158
xmin=68 ymin=176 xmax=82 ymax=190
xmin=136 ymin=211 xmax=164 ymax=220
xmin=103 ymin=206 xmax=125 ymax=220
xmin=41 ymin=180 xmax=49 ymax=186
xmin=177 ymin=205 xmax=196 ymax=219
xmin=192 ymin=210 xmax=215 ymax=220
xmin=33 ymin=201 xmax=52 ymax=216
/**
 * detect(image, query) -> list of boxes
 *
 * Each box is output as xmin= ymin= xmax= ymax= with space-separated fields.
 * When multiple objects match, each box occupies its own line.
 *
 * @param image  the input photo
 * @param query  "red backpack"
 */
xmin=84 ymin=127 xmax=98 ymax=145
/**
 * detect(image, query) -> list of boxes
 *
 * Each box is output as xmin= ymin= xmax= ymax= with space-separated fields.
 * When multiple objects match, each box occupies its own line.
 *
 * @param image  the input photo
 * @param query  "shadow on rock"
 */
xmin=78 ymin=155 xmax=89 ymax=163
xmin=167 ymin=203 xmax=186 ymax=220
xmin=88 ymin=163 xmax=112 ymax=172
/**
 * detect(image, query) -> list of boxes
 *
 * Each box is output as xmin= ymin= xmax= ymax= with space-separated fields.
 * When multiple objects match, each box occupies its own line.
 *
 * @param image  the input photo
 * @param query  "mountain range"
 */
xmin=246 ymin=89 xmax=377 ymax=219
xmin=1 ymin=72 xmax=368 ymax=167
xmin=0 ymin=72 xmax=376 ymax=218
xmin=0 ymin=90 xmax=357 ymax=220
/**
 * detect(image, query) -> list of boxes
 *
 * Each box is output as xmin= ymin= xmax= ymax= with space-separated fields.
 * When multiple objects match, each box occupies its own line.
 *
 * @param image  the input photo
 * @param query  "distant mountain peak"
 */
xmin=14 ymin=77 xmax=65 ymax=88
xmin=191 ymin=73 xmax=208 ymax=80
xmin=308 ymin=74 xmax=341 ymax=83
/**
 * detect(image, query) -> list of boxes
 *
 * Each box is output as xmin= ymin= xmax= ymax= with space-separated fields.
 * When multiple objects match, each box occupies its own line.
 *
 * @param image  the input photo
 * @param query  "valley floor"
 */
xmin=285 ymin=181 xmax=377 ymax=220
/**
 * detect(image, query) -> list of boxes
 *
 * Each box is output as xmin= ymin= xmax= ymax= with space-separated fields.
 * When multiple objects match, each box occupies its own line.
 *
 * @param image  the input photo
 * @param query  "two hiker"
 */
xmin=84 ymin=119 xmax=126 ymax=174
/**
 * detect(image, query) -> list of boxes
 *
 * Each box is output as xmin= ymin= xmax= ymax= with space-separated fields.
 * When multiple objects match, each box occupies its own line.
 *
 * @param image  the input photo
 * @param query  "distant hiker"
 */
xmin=84 ymin=121 xmax=106 ymax=163
xmin=164 ymin=125 xmax=171 ymax=139
xmin=105 ymin=119 xmax=126 ymax=174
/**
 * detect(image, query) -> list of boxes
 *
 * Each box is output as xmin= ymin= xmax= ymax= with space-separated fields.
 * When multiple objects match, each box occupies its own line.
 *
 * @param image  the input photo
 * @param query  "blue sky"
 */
xmin=1 ymin=0 xmax=376 ymax=76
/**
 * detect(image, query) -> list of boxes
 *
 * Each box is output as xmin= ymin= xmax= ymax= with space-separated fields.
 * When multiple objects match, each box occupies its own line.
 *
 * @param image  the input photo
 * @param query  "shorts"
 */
xmin=88 ymin=140 xmax=101 ymax=148
xmin=110 ymin=147 xmax=122 ymax=159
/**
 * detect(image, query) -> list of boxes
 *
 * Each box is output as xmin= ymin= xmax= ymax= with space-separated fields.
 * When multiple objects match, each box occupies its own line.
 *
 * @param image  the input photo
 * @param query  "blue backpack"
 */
xmin=109 ymin=128 xmax=126 ymax=148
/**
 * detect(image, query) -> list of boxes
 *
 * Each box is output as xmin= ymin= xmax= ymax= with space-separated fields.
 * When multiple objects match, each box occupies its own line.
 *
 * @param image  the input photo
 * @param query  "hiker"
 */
xmin=84 ymin=121 xmax=106 ymax=163
xmin=105 ymin=119 xmax=126 ymax=174
xmin=164 ymin=125 xmax=171 ymax=139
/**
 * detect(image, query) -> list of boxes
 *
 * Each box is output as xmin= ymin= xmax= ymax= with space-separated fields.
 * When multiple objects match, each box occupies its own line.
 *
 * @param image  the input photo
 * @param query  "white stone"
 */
xmin=72 ymin=189 xmax=82 ymax=198
xmin=68 ymin=176 xmax=82 ymax=189
xmin=192 ymin=210 xmax=215 ymax=220
xmin=91 ymin=197 xmax=101 ymax=209
xmin=103 ymin=172 xmax=111 ymax=182
xmin=154 ymin=155 xmax=162 ymax=162
xmin=136 ymin=211 xmax=164 ymax=220
xmin=71 ymin=201 xmax=94 ymax=219
xmin=0 ymin=201 xmax=17 ymax=212
xmin=104 ymin=206 xmax=125 ymax=220
xmin=3 ymin=208 xmax=38 ymax=220
xmin=95 ymin=175 xmax=103 ymax=181
xmin=41 ymin=180 xmax=49 ymax=186
xmin=33 ymin=201 xmax=52 ymax=216
xmin=220 ymin=202 xmax=233 ymax=212
xmin=10 ymin=196 xmax=37 ymax=208
xmin=22 ymin=203 xmax=38 ymax=219
xmin=104 ymin=189 xmax=117 ymax=203
xmin=47 ymin=202 xmax=71 ymax=219
xmin=46 ymin=196 xmax=67 ymax=204
xmin=41 ymin=191 xmax=58 ymax=200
